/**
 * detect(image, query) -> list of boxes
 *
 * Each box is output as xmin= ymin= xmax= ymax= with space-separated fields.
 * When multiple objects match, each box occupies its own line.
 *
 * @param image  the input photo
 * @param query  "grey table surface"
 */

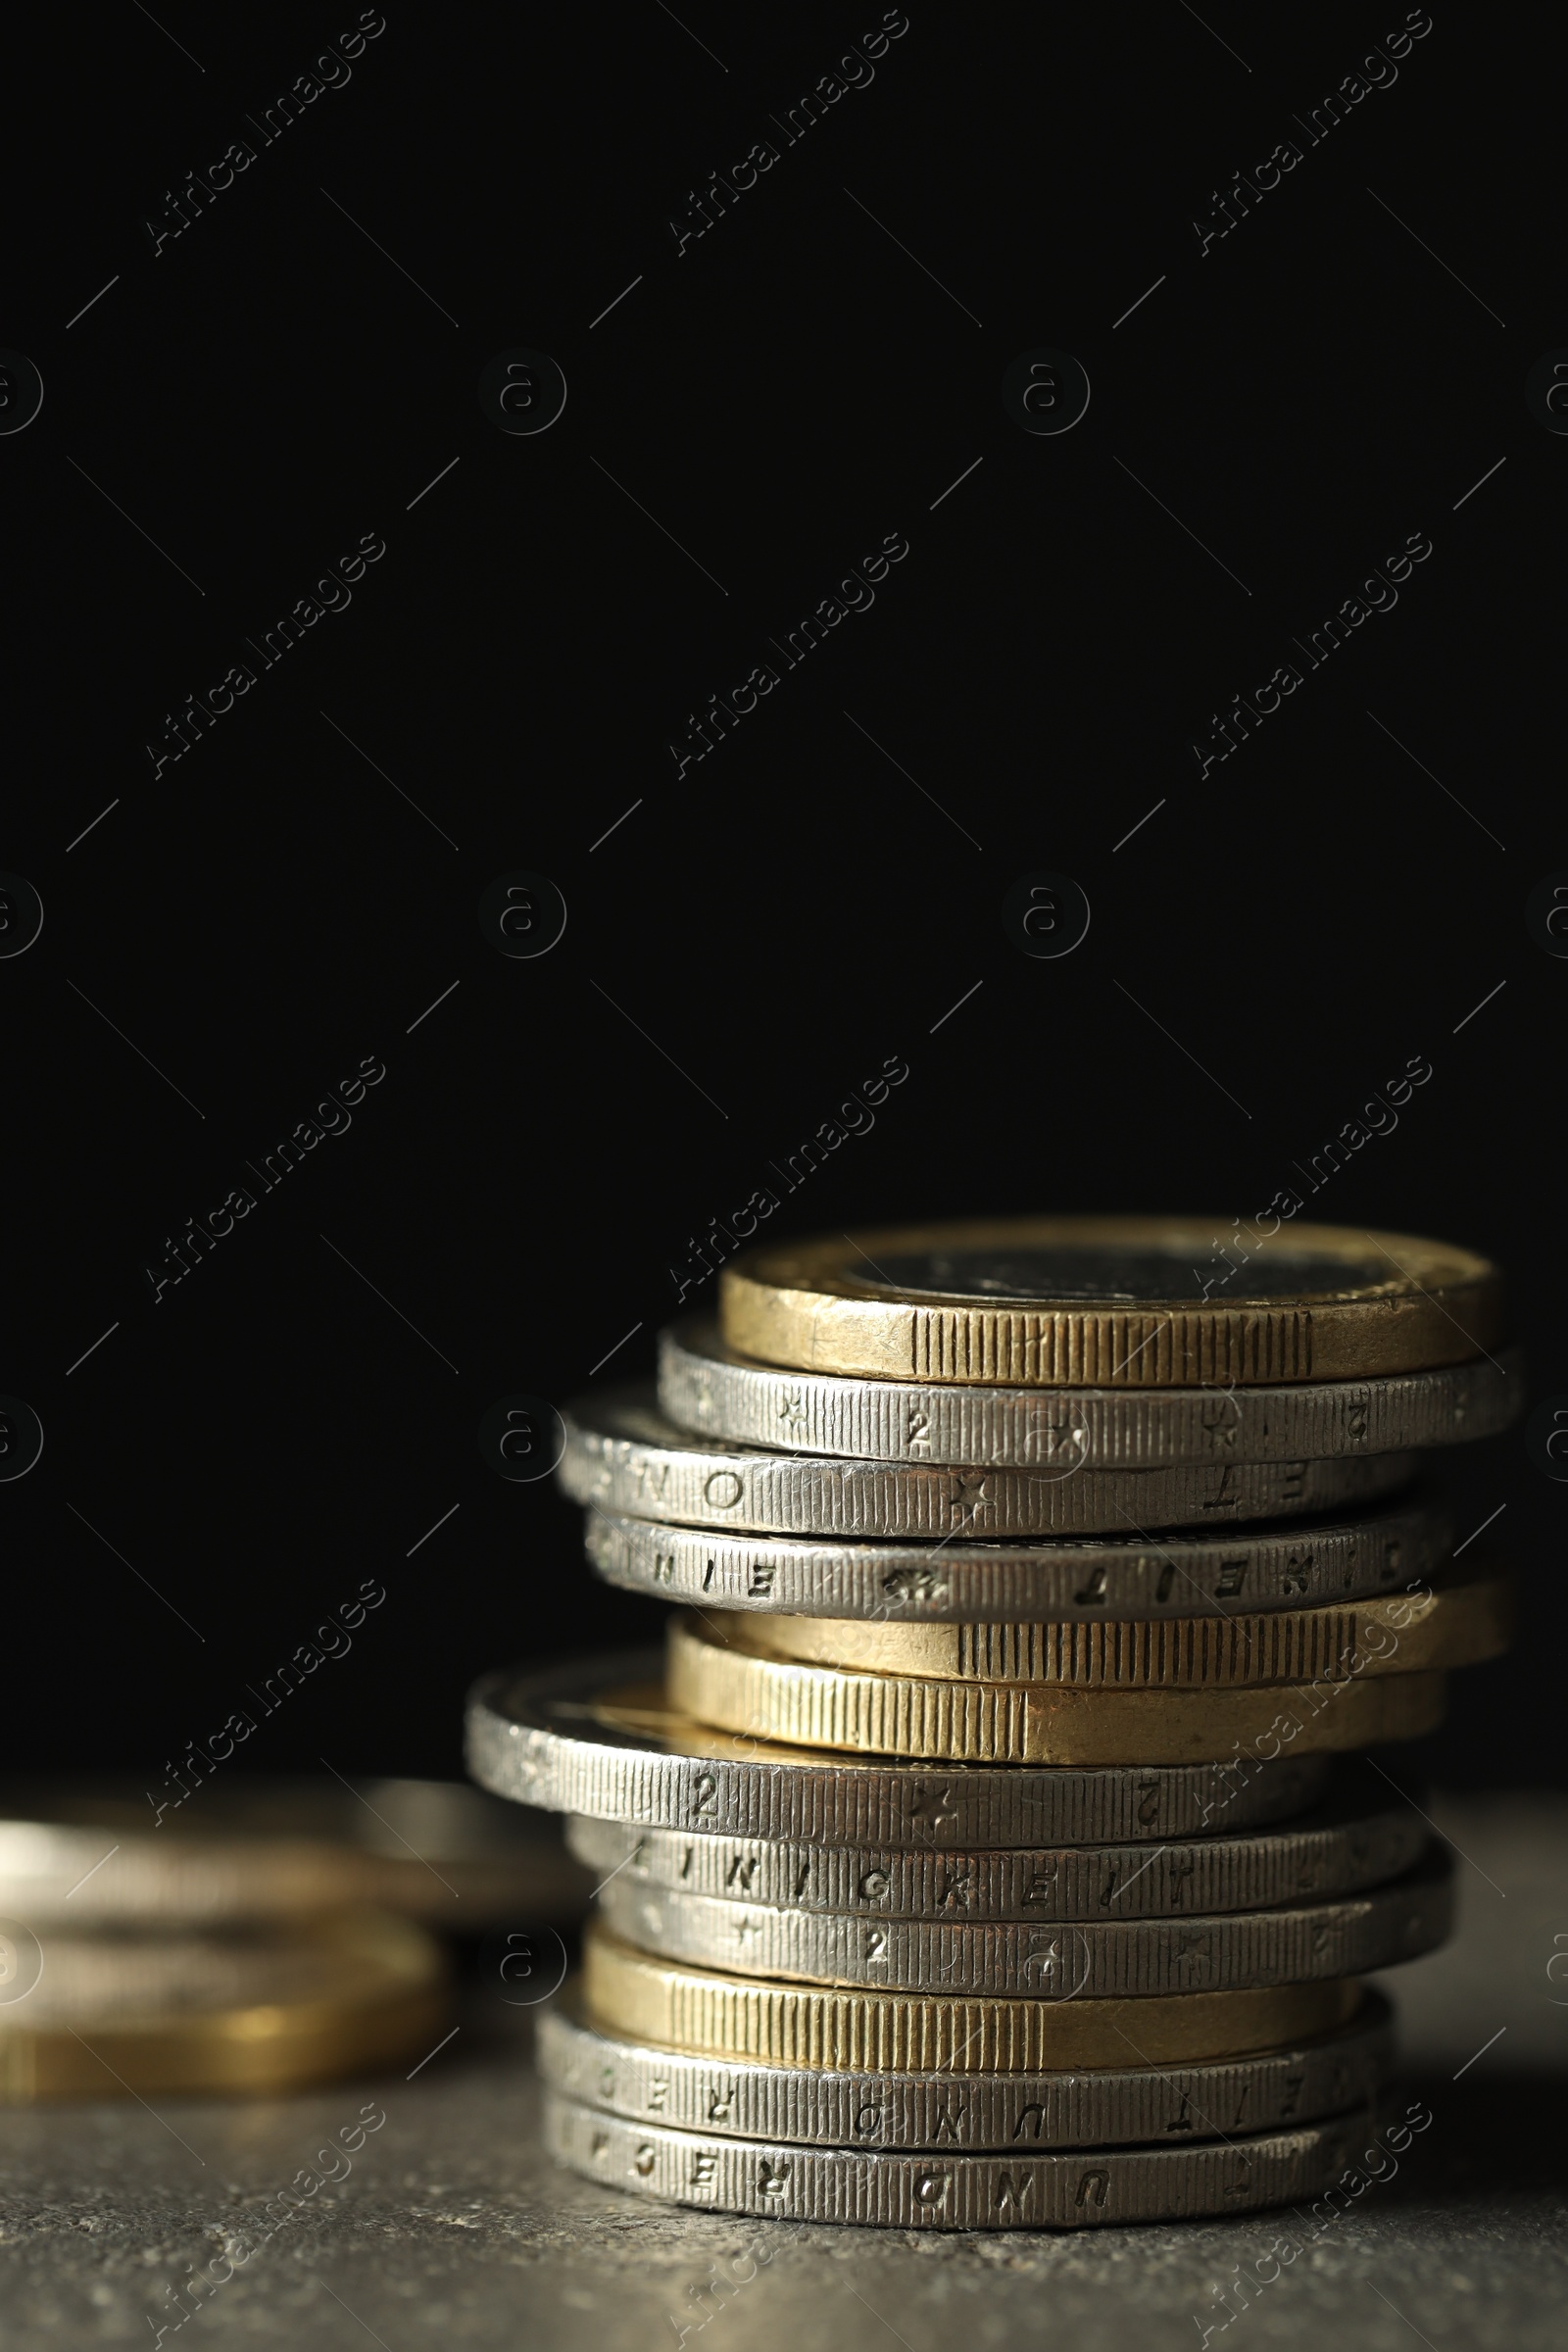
xmin=2 ymin=1794 xmax=1564 ymax=2352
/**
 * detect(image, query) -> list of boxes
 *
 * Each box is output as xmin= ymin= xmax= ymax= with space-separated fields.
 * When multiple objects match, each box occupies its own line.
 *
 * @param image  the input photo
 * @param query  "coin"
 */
xmin=464 ymin=1657 xmax=1332 ymax=1844
xmin=662 ymin=1320 xmax=1520 ymax=1470
xmin=0 ymin=1775 xmax=593 ymax=1927
xmin=561 ymin=1390 xmax=1420 ymax=1538
xmin=718 ymin=1216 xmax=1503 ymax=1386
xmin=595 ymin=1846 xmax=1451 ymax=1995
xmin=538 ymin=1988 xmax=1394 ymax=2147
xmin=563 ymin=1772 xmax=1426 ymax=1920
xmin=581 ymin=1921 xmax=1361 ymax=2068
xmin=545 ymin=2090 xmax=1382 ymax=2227
xmin=666 ymin=1616 xmax=1448 ymax=1763
xmin=583 ymin=1493 xmax=1451 ymax=1621
xmin=0 ymin=1912 xmax=446 ymax=2103
xmin=700 ymin=1569 xmax=1511 ymax=1689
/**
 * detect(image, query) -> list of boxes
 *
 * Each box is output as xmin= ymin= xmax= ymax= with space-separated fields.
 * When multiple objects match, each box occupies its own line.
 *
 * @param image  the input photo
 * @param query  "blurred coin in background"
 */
xmin=0 ymin=1776 xmax=593 ymax=1928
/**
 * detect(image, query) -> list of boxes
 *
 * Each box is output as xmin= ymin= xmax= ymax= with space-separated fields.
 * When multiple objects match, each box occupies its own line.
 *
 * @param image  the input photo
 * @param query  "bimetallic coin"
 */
xmin=563 ymin=1775 xmax=1426 ymax=1921
xmin=464 ymin=1657 xmax=1331 ymax=1845
xmin=0 ymin=1913 xmax=445 ymax=2103
xmin=538 ymin=1990 xmax=1395 ymax=2148
xmin=661 ymin=1320 xmax=1521 ymax=1467
xmin=561 ymin=1390 xmax=1421 ymax=1539
xmin=702 ymin=1569 xmax=1512 ymax=1689
xmin=595 ymin=1847 xmax=1452 ymax=1996
xmin=667 ymin=1616 xmax=1448 ymax=1764
xmin=0 ymin=1775 xmax=592 ymax=1927
xmin=546 ymin=2092 xmax=1383 ymax=2228
xmin=718 ymin=1215 xmax=1503 ymax=1387
xmin=583 ymin=1494 xmax=1452 ymax=1622
xmin=582 ymin=1921 xmax=1361 ymax=2069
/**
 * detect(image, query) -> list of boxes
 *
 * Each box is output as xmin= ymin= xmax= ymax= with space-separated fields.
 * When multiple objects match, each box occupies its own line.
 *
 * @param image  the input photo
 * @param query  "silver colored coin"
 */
xmin=537 ymin=1990 xmax=1395 ymax=2148
xmin=583 ymin=1492 xmax=1450 ymax=1623
xmin=0 ymin=1775 xmax=590 ymax=1927
xmin=594 ymin=1846 xmax=1452 ymax=1996
xmin=563 ymin=1772 xmax=1425 ymax=1922
xmin=560 ymin=1389 xmax=1421 ymax=1539
xmin=544 ymin=2090 xmax=1384 ymax=2227
xmin=660 ymin=1320 xmax=1521 ymax=1469
xmin=465 ymin=1655 xmax=1331 ymax=1846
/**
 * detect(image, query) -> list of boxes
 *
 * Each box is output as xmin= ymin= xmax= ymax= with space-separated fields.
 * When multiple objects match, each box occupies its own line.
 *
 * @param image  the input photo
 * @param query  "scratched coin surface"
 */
xmin=659 ymin=1320 xmax=1520 ymax=1467
xmin=559 ymin=1390 xmax=1421 ymax=1539
xmin=593 ymin=1846 xmax=1452 ymax=1996
xmin=544 ymin=2090 xmax=1381 ymax=2227
xmin=583 ymin=1493 xmax=1451 ymax=1621
xmin=537 ymin=1989 xmax=1394 ymax=2148
xmin=464 ymin=1656 xmax=1331 ymax=1845
xmin=563 ymin=1772 xmax=1425 ymax=1921
xmin=717 ymin=1215 xmax=1503 ymax=1386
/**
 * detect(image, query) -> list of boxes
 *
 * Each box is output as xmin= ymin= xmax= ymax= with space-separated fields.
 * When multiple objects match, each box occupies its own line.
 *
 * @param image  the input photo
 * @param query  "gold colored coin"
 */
xmin=718 ymin=1215 xmax=1502 ymax=1386
xmin=666 ymin=1616 xmax=1447 ymax=1764
xmin=582 ymin=1921 xmax=1361 ymax=2072
xmin=704 ymin=1570 xmax=1512 ymax=1689
xmin=0 ymin=1911 xmax=446 ymax=2104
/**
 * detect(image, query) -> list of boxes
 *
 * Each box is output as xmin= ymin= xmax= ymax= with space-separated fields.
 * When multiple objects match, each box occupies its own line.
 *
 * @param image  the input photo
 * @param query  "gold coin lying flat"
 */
xmin=0 ymin=1911 xmax=446 ymax=2103
xmin=666 ymin=1615 xmax=1447 ymax=1764
xmin=581 ymin=1920 xmax=1361 ymax=2071
xmin=718 ymin=1214 xmax=1503 ymax=1386
xmin=540 ymin=1988 xmax=1396 ymax=2146
xmin=705 ymin=1569 xmax=1512 ymax=1689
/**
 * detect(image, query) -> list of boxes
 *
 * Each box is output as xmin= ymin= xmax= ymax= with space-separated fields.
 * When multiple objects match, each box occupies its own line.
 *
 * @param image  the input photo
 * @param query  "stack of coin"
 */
xmin=467 ymin=1215 xmax=1518 ymax=2229
xmin=0 ymin=1777 xmax=590 ymax=2102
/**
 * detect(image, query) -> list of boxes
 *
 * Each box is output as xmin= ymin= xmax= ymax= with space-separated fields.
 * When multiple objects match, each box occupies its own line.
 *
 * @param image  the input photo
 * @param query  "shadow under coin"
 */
xmin=1378 ymin=2070 xmax=1568 ymax=2204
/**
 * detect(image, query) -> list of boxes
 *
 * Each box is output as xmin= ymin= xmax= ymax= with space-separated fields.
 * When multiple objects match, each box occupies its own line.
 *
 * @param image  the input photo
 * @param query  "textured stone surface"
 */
xmin=0 ymin=1796 xmax=1563 ymax=2349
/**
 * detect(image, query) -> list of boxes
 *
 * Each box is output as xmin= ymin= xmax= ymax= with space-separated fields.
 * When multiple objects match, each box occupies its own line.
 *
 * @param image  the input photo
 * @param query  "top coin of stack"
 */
xmin=491 ymin=1214 xmax=1517 ymax=2230
xmin=716 ymin=1215 xmax=1505 ymax=1386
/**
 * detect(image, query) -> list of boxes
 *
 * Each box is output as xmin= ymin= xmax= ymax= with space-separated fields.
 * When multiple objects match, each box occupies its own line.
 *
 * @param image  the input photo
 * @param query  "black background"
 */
xmin=2 ymin=4 xmax=1557 ymax=1796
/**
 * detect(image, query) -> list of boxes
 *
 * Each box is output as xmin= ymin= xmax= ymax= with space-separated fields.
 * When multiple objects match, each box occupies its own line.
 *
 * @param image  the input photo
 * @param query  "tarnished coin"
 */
xmin=667 ymin=1615 xmax=1448 ymax=1764
xmin=560 ymin=1390 xmax=1421 ymax=1539
xmin=0 ymin=1912 xmax=445 ymax=2104
xmin=662 ymin=1319 xmax=1520 ymax=1467
xmin=583 ymin=1494 xmax=1451 ymax=1622
xmin=595 ymin=1846 xmax=1452 ymax=1996
xmin=702 ymin=1569 xmax=1512 ymax=1689
xmin=545 ymin=2089 xmax=1383 ymax=2227
xmin=563 ymin=1772 xmax=1426 ymax=1921
xmin=718 ymin=1214 xmax=1503 ymax=1387
xmin=538 ymin=1988 xmax=1394 ymax=2148
xmin=581 ymin=1920 xmax=1361 ymax=2068
xmin=465 ymin=1656 xmax=1331 ymax=1846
